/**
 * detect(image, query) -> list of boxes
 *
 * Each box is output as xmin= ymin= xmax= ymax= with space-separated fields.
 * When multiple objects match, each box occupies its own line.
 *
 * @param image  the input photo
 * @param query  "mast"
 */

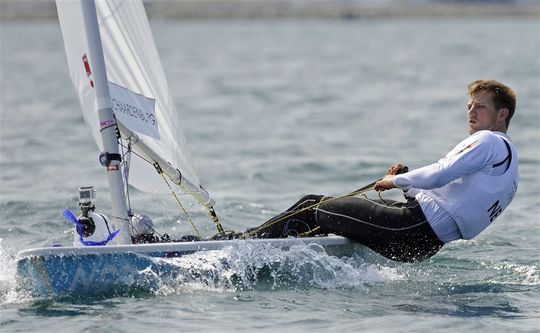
xmin=81 ymin=0 xmax=131 ymax=244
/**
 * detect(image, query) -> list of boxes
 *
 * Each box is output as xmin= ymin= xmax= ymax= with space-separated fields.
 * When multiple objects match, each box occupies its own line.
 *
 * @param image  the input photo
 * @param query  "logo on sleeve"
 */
xmin=456 ymin=139 xmax=479 ymax=155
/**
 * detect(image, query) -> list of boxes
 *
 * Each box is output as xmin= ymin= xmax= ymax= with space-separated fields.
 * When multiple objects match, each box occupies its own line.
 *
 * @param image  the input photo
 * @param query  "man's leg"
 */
xmin=245 ymin=194 xmax=328 ymax=238
xmin=314 ymin=196 xmax=443 ymax=262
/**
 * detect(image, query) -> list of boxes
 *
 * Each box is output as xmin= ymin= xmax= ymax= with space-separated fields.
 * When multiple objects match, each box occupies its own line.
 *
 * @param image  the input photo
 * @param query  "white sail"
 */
xmin=56 ymin=0 xmax=211 ymax=204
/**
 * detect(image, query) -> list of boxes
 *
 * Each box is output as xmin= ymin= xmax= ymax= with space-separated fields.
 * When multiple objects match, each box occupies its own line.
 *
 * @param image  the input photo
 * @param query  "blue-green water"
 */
xmin=1 ymin=18 xmax=539 ymax=332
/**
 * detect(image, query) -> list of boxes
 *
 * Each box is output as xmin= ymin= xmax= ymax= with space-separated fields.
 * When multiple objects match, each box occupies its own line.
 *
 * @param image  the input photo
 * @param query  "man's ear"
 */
xmin=498 ymin=108 xmax=509 ymax=123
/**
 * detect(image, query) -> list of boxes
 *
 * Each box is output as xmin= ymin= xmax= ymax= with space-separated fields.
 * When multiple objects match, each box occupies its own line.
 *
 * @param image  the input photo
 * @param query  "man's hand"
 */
xmin=374 ymin=175 xmax=396 ymax=191
xmin=387 ymin=163 xmax=408 ymax=175
xmin=374 ymin=163 xmax=408 ymax=191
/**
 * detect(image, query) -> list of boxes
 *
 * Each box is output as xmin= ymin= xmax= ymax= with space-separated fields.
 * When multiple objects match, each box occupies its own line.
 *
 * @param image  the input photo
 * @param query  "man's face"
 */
xmin=467 ymin=90 xmax=502 ymax=135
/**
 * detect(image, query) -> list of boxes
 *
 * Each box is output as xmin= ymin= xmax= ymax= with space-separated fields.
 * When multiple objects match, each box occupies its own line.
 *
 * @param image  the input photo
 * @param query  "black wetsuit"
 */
xmin=245 ymin=194 xmax=444 ymax=262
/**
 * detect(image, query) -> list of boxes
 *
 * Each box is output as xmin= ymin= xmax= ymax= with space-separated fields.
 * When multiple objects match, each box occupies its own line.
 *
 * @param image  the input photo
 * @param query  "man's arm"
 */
xmin=374 ymin=131 xmax=502 ymax=192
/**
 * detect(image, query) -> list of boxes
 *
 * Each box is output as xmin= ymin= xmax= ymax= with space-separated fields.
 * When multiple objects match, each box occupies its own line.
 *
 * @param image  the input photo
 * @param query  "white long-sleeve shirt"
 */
xmin=393 ymin=130 xmax=519 ymax=243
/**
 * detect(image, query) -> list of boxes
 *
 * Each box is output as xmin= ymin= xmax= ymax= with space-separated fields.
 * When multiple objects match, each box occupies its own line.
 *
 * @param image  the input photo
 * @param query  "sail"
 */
xmin=56 ymin=0 xmax=210 ymax=202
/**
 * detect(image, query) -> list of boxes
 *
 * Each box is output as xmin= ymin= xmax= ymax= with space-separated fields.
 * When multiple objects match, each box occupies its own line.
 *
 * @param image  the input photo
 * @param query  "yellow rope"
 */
xmin=158 ymin=170 xmax=202 ymax=239
xmin=120 ymin=142 xmax=222 ymax=237
xmin=127 ymin=142 xmax=386 ymax=241
xmin=177 ymin=181 xmax=226 ymax=236
xmin=239 ymin=182 xmax=378 ymax=239
xmin=207 ymin=205 xmax=226 ymax=236
xmin=298 ymin=226 xmax=321 ymax=236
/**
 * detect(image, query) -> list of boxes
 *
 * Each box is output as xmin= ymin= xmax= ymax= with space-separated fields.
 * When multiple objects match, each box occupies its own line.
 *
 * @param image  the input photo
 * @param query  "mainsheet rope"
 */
xmin=120 ymin=140 xmax=395 ymax=240
xmin=239 ymin=166 xmax=410 ymax=239
xmin=238 ymin=179 xmax=382 ymax=239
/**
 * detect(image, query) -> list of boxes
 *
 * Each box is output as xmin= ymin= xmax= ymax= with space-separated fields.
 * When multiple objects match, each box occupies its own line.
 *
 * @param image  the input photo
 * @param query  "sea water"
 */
xmin=1 ymin=18 xmax=539 ymax=332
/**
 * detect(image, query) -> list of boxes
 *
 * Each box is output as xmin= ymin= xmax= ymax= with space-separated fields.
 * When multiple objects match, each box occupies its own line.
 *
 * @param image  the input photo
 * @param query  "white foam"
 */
xmin=0 ymin=239 xmax=26 ymax=304
xmin=486 ymin=261 xmax=540 ymax=286
xmin=139 ymin=240 xmax=405 ymax=295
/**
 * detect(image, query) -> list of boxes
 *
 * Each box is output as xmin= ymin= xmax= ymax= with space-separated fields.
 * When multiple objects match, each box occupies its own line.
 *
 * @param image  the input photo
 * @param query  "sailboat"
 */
xmin=16 ymin=0 xmax=356 ymax=296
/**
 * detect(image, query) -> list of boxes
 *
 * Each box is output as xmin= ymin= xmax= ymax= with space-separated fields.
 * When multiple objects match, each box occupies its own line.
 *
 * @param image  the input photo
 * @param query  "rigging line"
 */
xmin=119 ymin=142 xmax=154 ymax=166
xmin=121 ymin=140 xmax=133 ymax=216
xmin=298 ymin=226 xmax=321 ymax=236
xmin=99 ymin=123 xmax=116 ymax=133
xmin=239 ymin=182 xmax=378 ymax=239
xmin=118 ymin=142 xmax=226 ymax=234
xmin=177 ymin=181 xmax=226 ymax=236
xmin=110 ymin=215 xmax=130 ymax=223
xmin=156 ymin=164 xmax=202 ymax=239
xmin=242 ymin=167 xmax=408 ymax=238
xmin=377 ymin=190 xmax=388 ymax=204
xmin=208 ymin=206 xmax=225 ymax=235
xmin=348 ymin=179 xmax=380 ymax=196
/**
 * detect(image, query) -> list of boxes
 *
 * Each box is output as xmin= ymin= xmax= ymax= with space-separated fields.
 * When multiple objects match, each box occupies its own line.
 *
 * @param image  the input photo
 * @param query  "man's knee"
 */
xmin=299 ymin=194 xmax=325 ymax=202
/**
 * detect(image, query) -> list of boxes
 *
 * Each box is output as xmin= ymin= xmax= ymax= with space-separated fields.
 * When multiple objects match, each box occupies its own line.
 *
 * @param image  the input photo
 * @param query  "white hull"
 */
xmin=17 ymin=235 xmax=359 ymax=296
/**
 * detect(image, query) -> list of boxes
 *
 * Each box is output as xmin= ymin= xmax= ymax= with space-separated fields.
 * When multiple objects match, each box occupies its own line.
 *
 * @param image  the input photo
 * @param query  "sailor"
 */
xmin=244 ymin=80 xmax=519 ymax=262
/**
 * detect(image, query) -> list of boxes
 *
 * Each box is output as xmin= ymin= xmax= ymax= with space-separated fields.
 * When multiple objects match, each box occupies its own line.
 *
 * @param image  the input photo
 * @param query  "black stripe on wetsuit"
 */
xmin=247 ymin=194 xmax=444 ymax=262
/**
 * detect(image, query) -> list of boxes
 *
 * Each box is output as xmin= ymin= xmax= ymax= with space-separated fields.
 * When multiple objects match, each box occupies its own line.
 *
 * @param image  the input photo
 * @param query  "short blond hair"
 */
xmin=468 ymin=80 xmax=516 ymax=128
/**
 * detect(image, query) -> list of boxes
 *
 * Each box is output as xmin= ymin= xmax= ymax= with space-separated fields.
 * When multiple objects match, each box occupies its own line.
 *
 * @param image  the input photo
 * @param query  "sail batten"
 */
xmin=56 ymin=0 xmax=213 ymax=205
